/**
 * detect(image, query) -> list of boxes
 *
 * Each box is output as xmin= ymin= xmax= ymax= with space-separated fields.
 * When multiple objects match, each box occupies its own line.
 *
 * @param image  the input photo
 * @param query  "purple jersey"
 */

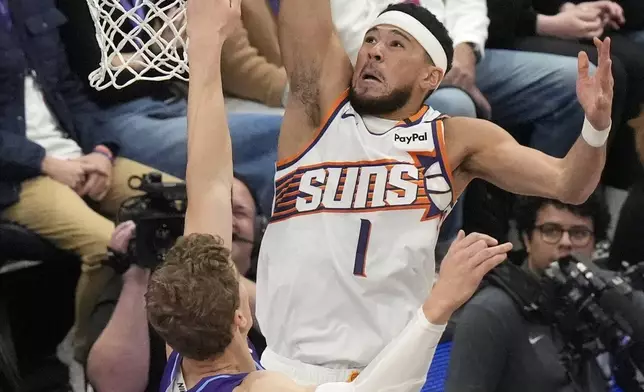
xmin=160 ymin=340 xmax=264 ymax=392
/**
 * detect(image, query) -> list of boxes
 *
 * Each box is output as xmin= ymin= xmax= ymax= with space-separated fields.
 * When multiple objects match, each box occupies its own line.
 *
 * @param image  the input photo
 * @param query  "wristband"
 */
xmin=94 ymin=145 xmax=114 ymax=162
xmin=581 ymin=117 xmax=611 ymax=148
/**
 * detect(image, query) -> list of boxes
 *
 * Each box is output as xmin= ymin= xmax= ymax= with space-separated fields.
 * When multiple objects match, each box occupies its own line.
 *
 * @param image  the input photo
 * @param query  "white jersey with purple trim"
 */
xmin=256 ymin=89 xmax=455 ymax=369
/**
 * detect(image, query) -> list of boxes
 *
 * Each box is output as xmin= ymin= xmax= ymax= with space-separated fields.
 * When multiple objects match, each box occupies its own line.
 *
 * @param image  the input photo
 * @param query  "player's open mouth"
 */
xmin=362 ymin=72 xmax=382 ymax=83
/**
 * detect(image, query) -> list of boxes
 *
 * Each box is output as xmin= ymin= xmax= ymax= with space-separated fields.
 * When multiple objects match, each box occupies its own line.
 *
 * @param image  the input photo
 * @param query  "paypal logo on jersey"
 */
xmin=394 ymin=132 xmax=428 ymax=144
xmin=393 ymin=131 xmax=431 ymax=151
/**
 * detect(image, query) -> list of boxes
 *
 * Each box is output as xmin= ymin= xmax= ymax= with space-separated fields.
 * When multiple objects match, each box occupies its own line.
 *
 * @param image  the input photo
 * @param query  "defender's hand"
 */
xmin=577 ymin=37 xmax=614 ymax=130
xmin=424 ymin=231 xmax=513 ymax=324
xmin=109 ymin=221 xmax=136 ymax=254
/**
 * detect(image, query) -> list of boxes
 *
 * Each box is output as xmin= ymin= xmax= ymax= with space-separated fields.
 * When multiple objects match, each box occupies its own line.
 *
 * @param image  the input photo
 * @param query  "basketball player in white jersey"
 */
xmin=151 ymin=1 xmax=511 ymax=391
xmin=256 ymin=0 xmax=614 ymax=384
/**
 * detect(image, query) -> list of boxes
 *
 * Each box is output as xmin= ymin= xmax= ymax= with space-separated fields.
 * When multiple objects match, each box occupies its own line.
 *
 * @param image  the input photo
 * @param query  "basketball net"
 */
xmin=86 ymin=0 xmax=189 ymax=90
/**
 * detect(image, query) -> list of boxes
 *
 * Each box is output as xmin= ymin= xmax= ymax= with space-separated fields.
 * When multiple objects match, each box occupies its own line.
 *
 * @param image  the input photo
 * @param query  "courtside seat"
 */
xmin=0 ymin=220 xmax=78 ymax=389
xmin=0 ymin=220 xmax=71 ymax=269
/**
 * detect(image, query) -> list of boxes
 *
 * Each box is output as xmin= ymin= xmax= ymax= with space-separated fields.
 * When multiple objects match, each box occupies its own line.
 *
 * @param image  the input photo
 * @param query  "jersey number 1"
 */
xmin=353 ymin=219 xmax=372 ymax=277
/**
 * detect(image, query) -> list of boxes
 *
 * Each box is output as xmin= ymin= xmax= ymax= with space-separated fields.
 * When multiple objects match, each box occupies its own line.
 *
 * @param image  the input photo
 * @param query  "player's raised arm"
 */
xmin=183 ymin=0 xmax=242 ymax=241
xmin=449 ymin=37 xmax=614 ymax=204
xmin=278 ymin=0 xmax=353 ymax=130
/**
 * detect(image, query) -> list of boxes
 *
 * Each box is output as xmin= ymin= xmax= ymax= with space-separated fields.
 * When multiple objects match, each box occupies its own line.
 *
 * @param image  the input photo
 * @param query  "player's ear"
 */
xmin=419 ymin=64 xmax=443 ymax=92
xmin=234 ymin=309 xmax=250 ymax=330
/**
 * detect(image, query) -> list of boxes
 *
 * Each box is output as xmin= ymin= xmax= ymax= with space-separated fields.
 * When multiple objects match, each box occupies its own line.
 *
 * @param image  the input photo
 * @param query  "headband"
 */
xmin=368 ymin=10 xmax=448 ymax=72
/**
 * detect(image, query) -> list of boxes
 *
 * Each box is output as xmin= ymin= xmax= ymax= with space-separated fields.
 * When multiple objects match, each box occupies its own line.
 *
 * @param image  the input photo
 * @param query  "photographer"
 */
xmin=444 ymin=192 xmax=618 ymax=392
xmin=77 ymin=175 xmax=262 ymax=392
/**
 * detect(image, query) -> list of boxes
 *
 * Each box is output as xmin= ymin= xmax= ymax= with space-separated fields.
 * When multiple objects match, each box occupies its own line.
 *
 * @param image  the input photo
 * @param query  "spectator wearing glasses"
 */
xmin=444 ymin=192 xmax=615 ymax=392
xmin=516 ymin=196 xmax=604 ymax=273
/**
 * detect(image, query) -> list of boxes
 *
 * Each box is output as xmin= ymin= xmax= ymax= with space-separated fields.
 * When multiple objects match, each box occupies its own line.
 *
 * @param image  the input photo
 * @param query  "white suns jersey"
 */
xmin=256 ymin=91 xmax=455 ymax=369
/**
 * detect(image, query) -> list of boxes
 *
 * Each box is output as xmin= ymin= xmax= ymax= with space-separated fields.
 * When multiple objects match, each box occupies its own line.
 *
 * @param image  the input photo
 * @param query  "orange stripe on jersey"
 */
xmin=395 ymin=105 xmax=429 ymax=127
xmin=434 ymin=119 xmax=456 ymax=204
xmin=276 ymin=89 xmax=350 ymax=170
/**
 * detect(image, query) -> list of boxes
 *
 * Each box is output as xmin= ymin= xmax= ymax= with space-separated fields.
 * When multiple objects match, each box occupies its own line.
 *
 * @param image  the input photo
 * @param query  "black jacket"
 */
xmin=0 ymin=0 xmax=119 ymax=211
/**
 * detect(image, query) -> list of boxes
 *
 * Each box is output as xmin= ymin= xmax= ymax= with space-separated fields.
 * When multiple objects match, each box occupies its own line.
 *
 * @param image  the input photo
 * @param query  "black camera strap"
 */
xmin=483 ymin=261 xmax=544 ymax=322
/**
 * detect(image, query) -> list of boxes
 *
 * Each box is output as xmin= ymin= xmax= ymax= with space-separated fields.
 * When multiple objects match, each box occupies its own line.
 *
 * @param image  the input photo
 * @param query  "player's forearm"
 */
xmin=342 ymin=308 xmax=445 ymax=392
xmin=278 ymin=0 xmax=334 ymax=78
xmin=557 ymin=118 xmax=609 ymax=204
xmin=186 ymin=40 xmax=234 ymax=203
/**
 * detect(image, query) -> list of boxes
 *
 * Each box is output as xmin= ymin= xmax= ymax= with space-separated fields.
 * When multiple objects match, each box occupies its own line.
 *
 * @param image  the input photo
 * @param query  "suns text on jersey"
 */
xmin=271 ymin=154 xmax=451 ymax=223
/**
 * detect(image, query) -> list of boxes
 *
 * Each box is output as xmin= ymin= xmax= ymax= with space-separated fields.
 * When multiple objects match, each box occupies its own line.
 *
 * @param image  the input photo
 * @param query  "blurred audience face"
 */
xmin=232 ymin=178 xmax=256 ymax=274
xmin=350 ymin=26 xmax=441 ymax=116
xmin=523 ymin=203 xmax=596 ymax=273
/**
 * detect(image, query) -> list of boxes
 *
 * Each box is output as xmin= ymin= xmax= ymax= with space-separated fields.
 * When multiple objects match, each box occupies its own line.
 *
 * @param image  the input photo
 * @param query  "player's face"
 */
xmin=523 ymin=204 xmax=596 ymax=273
xmin=351 ymin=26 xmax=442 ymax=116
xmin=232 ymin=178 xmax=256 ymax=275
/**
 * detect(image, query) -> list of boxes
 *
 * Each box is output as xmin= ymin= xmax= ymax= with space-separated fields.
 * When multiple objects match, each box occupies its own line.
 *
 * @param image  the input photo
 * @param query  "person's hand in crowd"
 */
xmin=76 ymin=152 xmax=113 ymax=201
xmin=577 ymin=37 xmax=614 ymax=130
xmin=545 ymin=5 xmax=605 ymax=39
xmin=152 ymin=6 xmax=187 ymax=51
xmin=442 ymin=43 xmax=491 ymax=118
xmin=41 ymin=155 xmax=100 ymax=192
xmin=110 ymin=221 xmax=151 ymax=283
xmin=109 ymin=220 xmax=136 ymax=254
xmin=570 ymin=1 xmax=625 ymax=30
xmin=423 ymin=231 xmax=513 ymax=325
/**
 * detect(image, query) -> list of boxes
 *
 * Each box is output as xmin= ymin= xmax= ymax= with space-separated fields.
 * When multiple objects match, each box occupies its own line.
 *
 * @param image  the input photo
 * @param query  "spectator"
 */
xmin=0 ymin=0 xmax=180 ymax=360
xmin=445 ymin=192 xmax=618 ymax=392
xmin=486 ymin=0 xmax=643 ymax=189
xmin=81 ymin=177 xmax=262 ymax=392
xmin=56 ymin=0 xmax=284 ymax=184
xmin=608 ymin=114 xmax=644 ymax=269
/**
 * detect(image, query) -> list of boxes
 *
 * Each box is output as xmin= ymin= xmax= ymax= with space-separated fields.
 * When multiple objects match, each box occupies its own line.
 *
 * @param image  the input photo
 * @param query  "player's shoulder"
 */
xmin=442 ymin=116 xmax=491 ymax=130
xmin=441 ymin=117 xmax=510 ymax=149
xmin=241 ymin=370 xmax=311 ymax=392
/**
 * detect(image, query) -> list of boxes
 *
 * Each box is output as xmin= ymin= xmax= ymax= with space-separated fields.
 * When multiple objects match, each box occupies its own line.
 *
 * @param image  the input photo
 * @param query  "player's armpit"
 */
xmin=279 ymin=0 xmax=352 ymax=130
xmin=446 ymin=117 xmax=570 ymax=202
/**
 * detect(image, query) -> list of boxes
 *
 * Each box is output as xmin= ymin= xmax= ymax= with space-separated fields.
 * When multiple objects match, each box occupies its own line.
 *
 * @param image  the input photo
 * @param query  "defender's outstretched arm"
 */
xmin=183 ymin=0 xmax=242 ymax=241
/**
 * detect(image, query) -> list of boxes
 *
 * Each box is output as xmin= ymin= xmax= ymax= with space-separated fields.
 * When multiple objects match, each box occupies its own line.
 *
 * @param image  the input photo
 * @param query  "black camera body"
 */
xmin=540 ymin=259 xmax=634 ymax=363
xmin=485 ymin=256 xmax=644 ymax=390
xmin=117 ymin=172 xmax=187 ymax=269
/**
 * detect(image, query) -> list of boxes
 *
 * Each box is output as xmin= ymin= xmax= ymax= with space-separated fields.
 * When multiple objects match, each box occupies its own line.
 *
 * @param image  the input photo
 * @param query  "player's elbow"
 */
xmin=554 ymin=181 xmax=594 ymax=205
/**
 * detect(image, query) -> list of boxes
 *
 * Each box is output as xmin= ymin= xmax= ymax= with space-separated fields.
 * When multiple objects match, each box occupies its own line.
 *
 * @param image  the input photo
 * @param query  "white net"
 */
xmin=86 ymin=0 xmax=189 ymax=90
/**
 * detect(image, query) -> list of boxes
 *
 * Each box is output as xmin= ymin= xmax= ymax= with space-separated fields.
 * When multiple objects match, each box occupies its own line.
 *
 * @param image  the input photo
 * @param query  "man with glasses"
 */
xmin=443 ymin=191 xmax=617 ymax=392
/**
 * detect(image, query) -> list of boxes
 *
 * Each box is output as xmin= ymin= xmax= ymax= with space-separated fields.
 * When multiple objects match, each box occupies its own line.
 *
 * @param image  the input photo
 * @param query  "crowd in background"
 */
xmin=1 ymin=0 xmax=644 ymax=391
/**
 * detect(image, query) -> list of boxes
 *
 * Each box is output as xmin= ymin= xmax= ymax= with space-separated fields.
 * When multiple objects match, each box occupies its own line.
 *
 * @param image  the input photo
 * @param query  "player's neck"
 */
xmin=181 ymin=339 xmax=256 ymax=389
xmin=375 ymin=103 xmax=425 ymax=122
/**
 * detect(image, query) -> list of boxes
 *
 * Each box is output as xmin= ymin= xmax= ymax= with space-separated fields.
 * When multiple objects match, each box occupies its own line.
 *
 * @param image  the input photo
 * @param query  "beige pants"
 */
xmin=0 ymin=158 xmax=181 ymax=352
